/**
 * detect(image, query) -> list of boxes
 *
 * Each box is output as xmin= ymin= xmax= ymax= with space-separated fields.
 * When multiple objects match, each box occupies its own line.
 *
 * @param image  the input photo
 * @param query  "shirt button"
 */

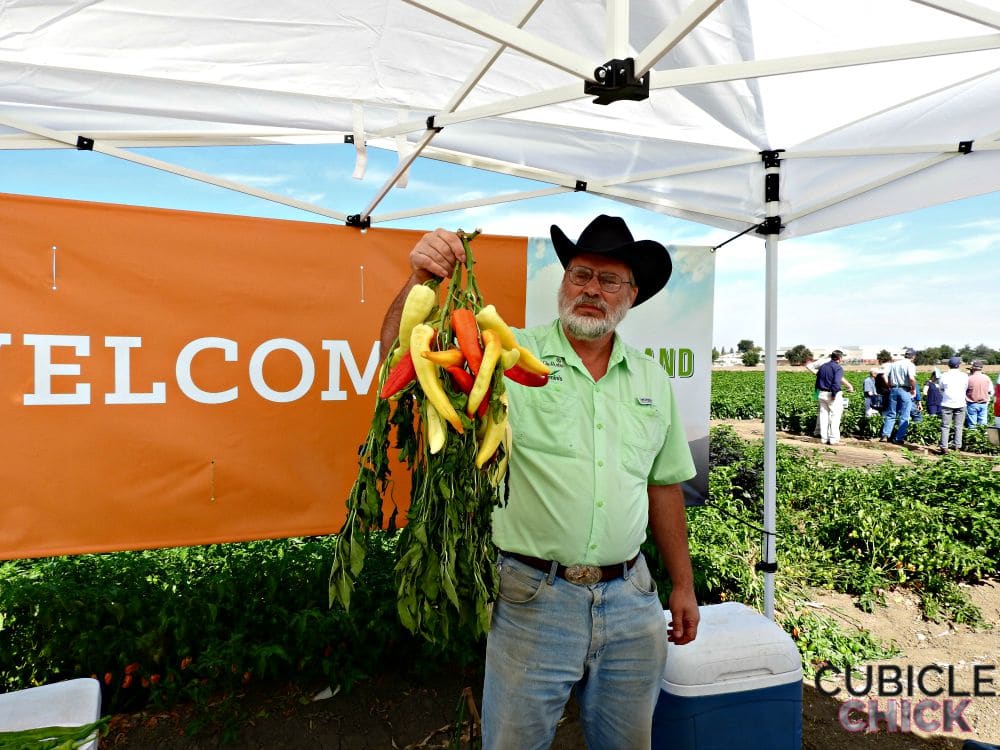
xmin=590 ymin=544 xmax=598 ymax=550
xmin=596 ymin=500 xmax=605 ymax=508
xmin=597 ymin=460 xmax=604 ymax=467
xmin=596 ymin=423 xmax=604 ymax=429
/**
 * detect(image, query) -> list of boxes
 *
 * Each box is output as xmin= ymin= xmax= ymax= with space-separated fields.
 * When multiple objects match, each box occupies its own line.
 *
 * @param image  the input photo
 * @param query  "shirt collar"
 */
xmin=539 ymin=320 xmax=633 ymax=374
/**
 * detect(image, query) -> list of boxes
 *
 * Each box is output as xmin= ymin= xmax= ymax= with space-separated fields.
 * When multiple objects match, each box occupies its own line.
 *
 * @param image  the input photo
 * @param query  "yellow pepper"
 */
xmin=410 ymin=324 xmax=464 ymax=433
xmin=475 ymin=304 xmax=550 ymax=375
xmin=425 ymin=401 xmax=447 ymax=454
xmin=475 ymin=394 xmax=509 ymax=469
xmin=467 ymin=329 xmax=501 ymax=417
xmin=474 ymin=305 xmax=517 ymax=349
xmin=513 ymin=344 xmax=550 ymax=375
xmin=421 ymin=347 xmax=465 ymax=368
xmin=499 ymin=347 xmax=520 ymax=371
xmin=390 ymin=284 xmax=437 ymax=366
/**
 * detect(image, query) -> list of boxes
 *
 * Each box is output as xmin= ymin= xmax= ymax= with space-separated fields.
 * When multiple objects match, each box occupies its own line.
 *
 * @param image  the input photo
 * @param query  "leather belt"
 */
xmin=502 ymin=550 xmax=638 ymax=586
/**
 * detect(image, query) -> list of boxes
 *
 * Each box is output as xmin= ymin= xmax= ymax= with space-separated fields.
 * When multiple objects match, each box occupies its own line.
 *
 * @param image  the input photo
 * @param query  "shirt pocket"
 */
xmin=620 ymin=402 xmax=667 ymax=479
xmin=510 ymin=384 xmax=581 ymax=459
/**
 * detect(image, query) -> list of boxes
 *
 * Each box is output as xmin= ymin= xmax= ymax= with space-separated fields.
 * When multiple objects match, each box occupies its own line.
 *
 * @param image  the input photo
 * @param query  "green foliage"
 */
xmin=1 ymin=416 xmax=995 ymax=731
xmin=0 ymin=534 xmax=482 ymax=725
xmin=698 ymin=425 xmax=999 ymax=624
xmin=781 ymin=610 xmax=898 ymax=678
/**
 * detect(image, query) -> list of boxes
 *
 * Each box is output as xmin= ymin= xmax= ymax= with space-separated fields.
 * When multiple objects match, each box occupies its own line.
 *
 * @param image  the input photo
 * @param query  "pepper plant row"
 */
xmin=328 ymin=231 xmax=549 ymax=643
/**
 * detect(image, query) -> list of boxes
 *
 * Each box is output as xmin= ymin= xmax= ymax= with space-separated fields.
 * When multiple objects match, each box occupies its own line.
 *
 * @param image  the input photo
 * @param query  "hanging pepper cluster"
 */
xmin=328 ymin=230 xmax=550 ymax=643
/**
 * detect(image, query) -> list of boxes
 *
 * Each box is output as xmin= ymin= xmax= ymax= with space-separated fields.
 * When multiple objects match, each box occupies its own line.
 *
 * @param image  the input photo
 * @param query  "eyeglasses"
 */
xmin=564 ymin=266 xmax=633 ymax=293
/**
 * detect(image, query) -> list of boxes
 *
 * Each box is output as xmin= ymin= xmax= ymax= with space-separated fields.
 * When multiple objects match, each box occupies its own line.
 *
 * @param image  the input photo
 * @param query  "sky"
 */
xmin=2 ymin=143 xmax=998 ymax=353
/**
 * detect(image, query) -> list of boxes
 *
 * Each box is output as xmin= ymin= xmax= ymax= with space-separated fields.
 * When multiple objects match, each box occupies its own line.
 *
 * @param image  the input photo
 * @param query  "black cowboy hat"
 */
xmin=550 ymin=214 xmax=672 ymax=307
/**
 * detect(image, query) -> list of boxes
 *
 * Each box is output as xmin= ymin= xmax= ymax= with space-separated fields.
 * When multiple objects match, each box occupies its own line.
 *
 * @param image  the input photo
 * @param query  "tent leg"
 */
xmin=762 ymin=232 xmax=778 ymax=620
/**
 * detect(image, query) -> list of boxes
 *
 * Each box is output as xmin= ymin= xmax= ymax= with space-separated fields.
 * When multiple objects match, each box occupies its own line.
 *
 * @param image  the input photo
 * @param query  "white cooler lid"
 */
xmin=662 ymin=602 xmax=802 ymax=696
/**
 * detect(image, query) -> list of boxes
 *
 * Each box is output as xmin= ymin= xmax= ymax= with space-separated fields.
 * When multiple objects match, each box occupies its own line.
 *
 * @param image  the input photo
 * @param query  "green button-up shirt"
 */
xmin=493 ymin=320 xmax=695 ymax=566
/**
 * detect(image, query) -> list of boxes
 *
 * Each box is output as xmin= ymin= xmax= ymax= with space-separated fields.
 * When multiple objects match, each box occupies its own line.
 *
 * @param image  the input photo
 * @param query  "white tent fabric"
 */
xmin=4 ymin=0 xmax=1000 ymax=617
xmin=3 ymin=0 xmax=1000 ymax=236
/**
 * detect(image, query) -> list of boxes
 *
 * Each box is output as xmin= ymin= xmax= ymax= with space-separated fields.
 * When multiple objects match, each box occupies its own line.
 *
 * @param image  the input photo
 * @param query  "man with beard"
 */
xmin=379 ymin=215 xmax=698 ymax=750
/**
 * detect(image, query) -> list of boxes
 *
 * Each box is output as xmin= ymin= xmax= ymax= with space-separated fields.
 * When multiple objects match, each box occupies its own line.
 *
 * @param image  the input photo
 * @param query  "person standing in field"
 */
xmin=995 ymin=372 xmax=1000 ymax=428
xmin=806 ymin=353 xmax=855 ymax=438
xmin=815 ymin=350 xmax=853 ymax=445
xmin=863 ymin=367 xmax=882 ymax=417
xmin=965 ymin=360 xmax=992 ymax=427
xmin=938 ymin=356 xmax=969 ymax=453
xmin=379 ymin=215 xmax=699 ymax=750
xmin=880 ymin=348 xmax=917 ymax=445
xmin=923 ymin=368 xmax=943 ymax=417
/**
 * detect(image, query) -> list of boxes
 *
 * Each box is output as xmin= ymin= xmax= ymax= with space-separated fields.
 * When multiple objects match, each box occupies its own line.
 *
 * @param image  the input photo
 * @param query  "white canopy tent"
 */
xmin=4 ymin=0 xmax=1000 ymax=617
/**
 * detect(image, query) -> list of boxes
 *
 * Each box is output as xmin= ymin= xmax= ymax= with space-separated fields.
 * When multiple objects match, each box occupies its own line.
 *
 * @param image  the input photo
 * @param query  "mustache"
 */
xmin=570 ymin=293 xmax=607 ymax=312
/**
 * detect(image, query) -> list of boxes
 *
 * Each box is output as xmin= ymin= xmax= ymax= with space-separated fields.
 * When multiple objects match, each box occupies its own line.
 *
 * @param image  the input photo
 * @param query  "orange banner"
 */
xmin=0 ymin=193 xmax=527 ymax=559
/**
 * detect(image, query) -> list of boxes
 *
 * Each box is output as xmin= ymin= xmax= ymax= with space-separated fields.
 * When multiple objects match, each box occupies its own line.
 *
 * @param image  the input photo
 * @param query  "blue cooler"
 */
xmin=652 ymin=602 xmax=802 ymax=749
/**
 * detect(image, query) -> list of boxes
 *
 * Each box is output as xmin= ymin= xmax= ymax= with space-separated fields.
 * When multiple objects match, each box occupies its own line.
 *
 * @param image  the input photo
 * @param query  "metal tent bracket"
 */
xmin=584 ymin=58 xmax=649 ymax=105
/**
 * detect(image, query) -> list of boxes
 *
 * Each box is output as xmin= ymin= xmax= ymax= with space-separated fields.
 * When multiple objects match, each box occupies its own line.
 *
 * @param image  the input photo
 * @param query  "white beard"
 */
xmin=557 ymin=288 xmax=630 ymax=340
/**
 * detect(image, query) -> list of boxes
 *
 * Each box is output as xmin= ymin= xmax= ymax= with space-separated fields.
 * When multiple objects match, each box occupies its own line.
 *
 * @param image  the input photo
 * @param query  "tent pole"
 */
xmin=762 ymin=231 xmax=778 ymax=621
xmin=758 ymin=149 xmax=783 ymax=621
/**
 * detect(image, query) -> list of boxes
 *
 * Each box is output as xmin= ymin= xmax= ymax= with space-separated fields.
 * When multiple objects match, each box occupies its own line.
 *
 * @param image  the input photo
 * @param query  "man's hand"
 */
xmin=666 ymin=586 xmax=699 ymax=645
xmin=409 ymin=228 xmax=466 ymax=282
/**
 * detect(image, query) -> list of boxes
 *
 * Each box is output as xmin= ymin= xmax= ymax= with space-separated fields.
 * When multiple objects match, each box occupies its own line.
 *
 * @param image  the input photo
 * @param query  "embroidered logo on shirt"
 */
xmin=543 ymin=356 xmax=565 ymax=382
xmin=637 ymin=397 xmax=654 ymax=406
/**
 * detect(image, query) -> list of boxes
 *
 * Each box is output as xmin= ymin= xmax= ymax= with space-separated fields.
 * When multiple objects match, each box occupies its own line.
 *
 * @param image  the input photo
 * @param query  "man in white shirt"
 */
xmin=880 ymin=348 xmax=917 ymax=445
xmin=937 ymin=356 xmax=969 ymax=453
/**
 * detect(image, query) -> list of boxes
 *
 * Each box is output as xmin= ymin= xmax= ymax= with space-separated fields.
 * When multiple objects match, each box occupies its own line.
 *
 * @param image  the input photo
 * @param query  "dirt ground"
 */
xmin=106 ymin=420 xmax=1000 ymax=749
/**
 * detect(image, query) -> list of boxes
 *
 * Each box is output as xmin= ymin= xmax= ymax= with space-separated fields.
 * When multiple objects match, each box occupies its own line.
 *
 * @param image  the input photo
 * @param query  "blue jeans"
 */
xmin=965 ymin=402 xmax=987 ymax=427
xmin=881 ymin=387 xmax=913 ymax=441
xmin=483 ymin=553 xmax=667 ymax=750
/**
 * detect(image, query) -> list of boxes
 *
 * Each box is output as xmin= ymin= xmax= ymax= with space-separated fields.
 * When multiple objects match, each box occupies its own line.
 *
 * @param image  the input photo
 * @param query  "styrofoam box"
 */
xmin=0 ymin=678 xmax=102 ymax=750
xmin=652 ymin=602 xmax=802 ymax=750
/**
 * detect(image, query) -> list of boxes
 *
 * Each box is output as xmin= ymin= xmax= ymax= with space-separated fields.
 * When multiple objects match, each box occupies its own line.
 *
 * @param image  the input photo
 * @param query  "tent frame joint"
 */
xmin=755 ymin=561 xmax=778 ymax=573
xmin=759 ymin=149 xmax=784 ymax=168
xmin=574 ymin=180 xmax=587 ymax=192
xmin=425 ymin=116 xmax=443 ymax=133
xmin=756 ymin=216 xmax=784 ymax=235
xmin=958 ymin=140 xmax=974 ymax=154
xmin=583 ymin=58 xmax=649 ymax=105
xmin=76 ymin=136 xmax=94 ymax=151
xmin=346 ymin=213 xmax=371 ymax=230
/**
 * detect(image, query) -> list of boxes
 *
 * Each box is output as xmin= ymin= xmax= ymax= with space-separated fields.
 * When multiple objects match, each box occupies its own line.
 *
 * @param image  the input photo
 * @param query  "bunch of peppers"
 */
xmin=329 ymin=230 xmax=549 ymax=643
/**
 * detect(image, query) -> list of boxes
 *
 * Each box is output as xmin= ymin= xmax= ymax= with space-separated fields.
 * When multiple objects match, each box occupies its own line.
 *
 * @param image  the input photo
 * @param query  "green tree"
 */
xmin=784 ymin=344 xmax=813 ymax=366
xmin=742 ymin=349 xmax=761 ymax=367
xmin=737 ymin=339 xmax=755 ymax=354
xmin=876 ymin=349 xmax=892 ymax=364
xmin=712 ymin=347 xmax=720 ymax=362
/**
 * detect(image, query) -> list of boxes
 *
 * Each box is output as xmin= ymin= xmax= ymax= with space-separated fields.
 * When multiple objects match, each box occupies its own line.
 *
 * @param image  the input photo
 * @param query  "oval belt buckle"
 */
xmin=564 ymin=564 xmax=602 ymax=586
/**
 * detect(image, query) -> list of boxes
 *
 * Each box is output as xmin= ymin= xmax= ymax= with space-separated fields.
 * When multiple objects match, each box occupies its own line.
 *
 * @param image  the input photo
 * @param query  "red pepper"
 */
xmin=451 ymin=308 xmax=484 ymax=375
xmin=379 ymin=351 xmax=417 ymax=399
xmin=504 ymin=363 xmax=548 ymax=387
xmin=445 ymin=365 xmax=489 ymax=418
